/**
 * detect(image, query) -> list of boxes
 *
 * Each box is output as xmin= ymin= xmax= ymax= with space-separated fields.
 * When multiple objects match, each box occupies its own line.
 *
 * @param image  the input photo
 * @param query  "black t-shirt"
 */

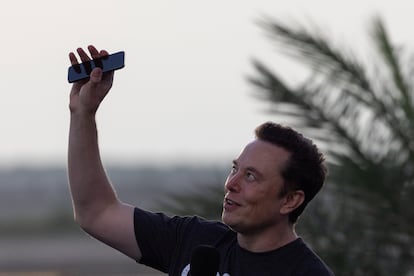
xmin=134 ymin=208 xmax=334 ymax=276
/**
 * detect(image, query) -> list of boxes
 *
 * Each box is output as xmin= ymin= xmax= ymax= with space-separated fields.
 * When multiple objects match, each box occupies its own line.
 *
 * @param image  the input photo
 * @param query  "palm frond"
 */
xmin=258 ymin=18 xmax=374 ymax=103
xmin=371 ymin=17 xmax=411 ymax=108
xmin=370 ymin=16 xmax=414 ymax=162
xmin=255 ymin=17 xmax=414 ymax=166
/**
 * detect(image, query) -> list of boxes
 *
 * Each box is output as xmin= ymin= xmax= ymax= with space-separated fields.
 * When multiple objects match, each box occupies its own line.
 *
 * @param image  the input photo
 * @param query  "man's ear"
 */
xmin=280 ymin=190 xmax=305 ymax=215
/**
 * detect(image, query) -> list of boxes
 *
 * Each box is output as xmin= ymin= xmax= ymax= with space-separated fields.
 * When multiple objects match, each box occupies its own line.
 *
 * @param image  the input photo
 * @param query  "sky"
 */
xmin=1 ymin=0 xmax=414 ymax=167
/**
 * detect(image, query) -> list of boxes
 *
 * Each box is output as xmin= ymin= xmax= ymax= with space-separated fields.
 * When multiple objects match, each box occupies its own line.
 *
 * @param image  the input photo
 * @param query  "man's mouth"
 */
xmin=224 ymin=198 xmax=241 ymax=206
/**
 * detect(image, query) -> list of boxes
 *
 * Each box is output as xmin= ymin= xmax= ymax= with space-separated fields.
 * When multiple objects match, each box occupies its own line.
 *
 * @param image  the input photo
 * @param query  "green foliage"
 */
xmin=249 ymin=15 xmax=414 ymax=276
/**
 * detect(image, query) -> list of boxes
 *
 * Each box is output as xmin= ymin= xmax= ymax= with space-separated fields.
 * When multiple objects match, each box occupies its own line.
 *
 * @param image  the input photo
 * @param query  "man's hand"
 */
xmin=69 ymin=45 xmax=114 ymax=115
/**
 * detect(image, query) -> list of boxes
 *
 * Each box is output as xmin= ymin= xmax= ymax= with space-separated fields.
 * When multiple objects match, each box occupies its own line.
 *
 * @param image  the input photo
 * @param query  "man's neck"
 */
xmin=237 ymin=224 xmax=298 ymax=253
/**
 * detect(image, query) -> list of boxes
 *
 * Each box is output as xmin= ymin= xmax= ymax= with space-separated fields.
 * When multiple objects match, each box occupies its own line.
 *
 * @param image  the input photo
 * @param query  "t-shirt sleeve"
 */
xmin=133 ymin=208 xmax=180 ymax=271
xmin=134 ymin=207 xmax=228 ymax=273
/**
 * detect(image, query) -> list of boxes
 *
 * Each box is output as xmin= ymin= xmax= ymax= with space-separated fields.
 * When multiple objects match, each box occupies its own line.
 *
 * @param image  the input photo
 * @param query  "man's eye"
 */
xmin=246 ymin=172 xmax=256 ymax=181
xmin=230 ymin=165 xmax=237 ymax=174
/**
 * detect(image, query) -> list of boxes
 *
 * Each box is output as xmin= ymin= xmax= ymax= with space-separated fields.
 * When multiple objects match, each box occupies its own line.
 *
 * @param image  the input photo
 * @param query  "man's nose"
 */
xmin=225 ymin=173 xmax=241 ymax=193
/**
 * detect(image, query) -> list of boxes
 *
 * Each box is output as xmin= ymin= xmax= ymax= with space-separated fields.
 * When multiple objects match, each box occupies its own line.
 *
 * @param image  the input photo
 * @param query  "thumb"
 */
xmin=89 ymin=67 xmax=103 ymax=84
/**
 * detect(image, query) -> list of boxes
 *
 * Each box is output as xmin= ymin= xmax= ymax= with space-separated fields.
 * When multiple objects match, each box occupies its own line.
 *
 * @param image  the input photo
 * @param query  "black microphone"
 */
xmin=190 ymin=245 xmax=220 ymax=276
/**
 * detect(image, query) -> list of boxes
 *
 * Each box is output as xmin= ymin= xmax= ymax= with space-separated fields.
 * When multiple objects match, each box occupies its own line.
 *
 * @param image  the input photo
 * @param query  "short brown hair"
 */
xmin=255 ymin=122 xmax=327 ymax=223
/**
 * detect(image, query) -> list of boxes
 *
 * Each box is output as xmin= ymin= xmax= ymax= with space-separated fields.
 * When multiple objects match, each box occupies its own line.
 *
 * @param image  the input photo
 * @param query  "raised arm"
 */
xmin=67 ymin=45 xmax=141 ymax=260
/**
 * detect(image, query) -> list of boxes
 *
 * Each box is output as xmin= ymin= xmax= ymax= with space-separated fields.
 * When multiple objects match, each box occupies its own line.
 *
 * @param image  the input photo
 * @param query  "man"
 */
xmin=68 ymin=45 xmax=334 ymax=275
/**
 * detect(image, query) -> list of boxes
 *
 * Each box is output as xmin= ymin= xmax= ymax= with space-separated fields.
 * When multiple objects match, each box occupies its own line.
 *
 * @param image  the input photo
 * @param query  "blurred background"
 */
xmin=1 ymin=0 xmax=414 ymax=275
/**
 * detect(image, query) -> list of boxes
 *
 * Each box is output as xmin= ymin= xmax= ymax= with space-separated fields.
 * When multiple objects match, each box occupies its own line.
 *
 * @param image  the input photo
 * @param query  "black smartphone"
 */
xmin=67 ymin=51 xmax=125 ymax=83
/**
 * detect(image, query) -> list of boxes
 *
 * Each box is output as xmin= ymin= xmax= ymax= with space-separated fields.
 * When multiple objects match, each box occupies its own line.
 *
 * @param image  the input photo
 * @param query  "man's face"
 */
xmin=222 ymin=139 xmax=291 ymax=234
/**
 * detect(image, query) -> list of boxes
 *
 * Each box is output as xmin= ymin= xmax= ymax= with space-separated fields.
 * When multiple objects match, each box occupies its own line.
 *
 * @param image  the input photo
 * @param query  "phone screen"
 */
xmin=67 ymin=51 xmax=125 ymax=83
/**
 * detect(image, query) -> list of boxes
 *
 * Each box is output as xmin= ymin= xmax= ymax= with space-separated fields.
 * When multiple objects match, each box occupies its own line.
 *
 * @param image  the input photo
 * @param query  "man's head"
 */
xmin=222 ymin=122 xmax=327 ymax=234
xmin=254 ymin=122 xmax=327 ymax=223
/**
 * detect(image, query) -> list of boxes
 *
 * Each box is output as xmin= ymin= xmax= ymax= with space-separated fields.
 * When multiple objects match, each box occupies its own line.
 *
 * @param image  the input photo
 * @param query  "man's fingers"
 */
xmin=69 ymin=52 xmax=79 ymax=65
xmin=88 ymin=45 xmax=100 ymax=60
xmin=71 ymin=45 xmax=107 ymax=64
xmin=69 ymin=46 xmax=111 ymax=85
xmin=90 ymin=67 xmax=103 ymax=83
xmin=100 ymin=49 xmax=109 ymax=58
xmin=77 ymin=47 xmax=91 ymax=62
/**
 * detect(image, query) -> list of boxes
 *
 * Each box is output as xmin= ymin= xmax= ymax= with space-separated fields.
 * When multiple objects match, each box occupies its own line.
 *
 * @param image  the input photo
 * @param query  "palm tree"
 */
xmin=249 ymin=15 xmax=414 ymax=276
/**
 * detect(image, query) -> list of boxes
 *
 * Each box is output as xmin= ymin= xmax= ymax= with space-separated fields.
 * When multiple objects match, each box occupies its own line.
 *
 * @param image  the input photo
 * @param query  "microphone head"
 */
xmin=190 ymin=245 xmax=220 ymax=276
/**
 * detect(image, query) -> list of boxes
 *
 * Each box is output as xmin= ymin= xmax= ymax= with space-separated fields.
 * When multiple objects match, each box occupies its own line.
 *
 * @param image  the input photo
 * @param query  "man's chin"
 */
xmin=222 ymin=212 xmax=229 ymax=225
xmin=222 ymin=213 xmax=237 ymax=229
